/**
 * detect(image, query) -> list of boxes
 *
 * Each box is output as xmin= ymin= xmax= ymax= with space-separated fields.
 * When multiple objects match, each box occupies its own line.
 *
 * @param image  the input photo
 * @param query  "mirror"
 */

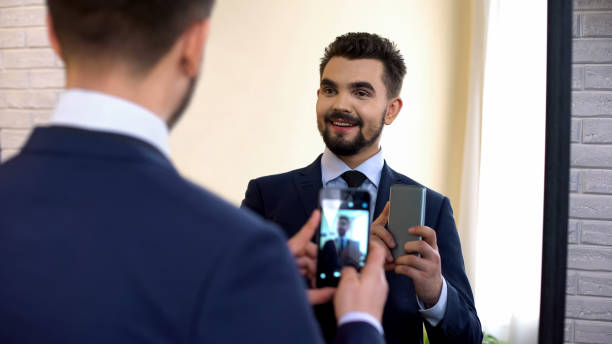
xmin=169 ymin=0 xmax=566 ymax=343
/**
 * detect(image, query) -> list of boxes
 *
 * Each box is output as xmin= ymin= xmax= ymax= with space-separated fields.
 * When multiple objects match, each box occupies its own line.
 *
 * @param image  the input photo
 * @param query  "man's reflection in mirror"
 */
xmin=242 ymin=32 xmax=482 ymax=343
xmin=335 ymin=216 xmax=361 ymax=267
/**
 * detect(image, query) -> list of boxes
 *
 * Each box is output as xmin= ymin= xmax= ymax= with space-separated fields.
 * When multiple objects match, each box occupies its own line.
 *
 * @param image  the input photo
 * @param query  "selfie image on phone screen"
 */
xmin=317 ymin=188 xmax=370 ymax=287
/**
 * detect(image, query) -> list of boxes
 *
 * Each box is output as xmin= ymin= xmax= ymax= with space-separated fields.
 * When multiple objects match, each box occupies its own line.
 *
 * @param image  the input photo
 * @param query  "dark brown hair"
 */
xmin=320 ymin=32 xmax=407 ymax=98
xmin=47 ymin=0 xmax=215 ymax=73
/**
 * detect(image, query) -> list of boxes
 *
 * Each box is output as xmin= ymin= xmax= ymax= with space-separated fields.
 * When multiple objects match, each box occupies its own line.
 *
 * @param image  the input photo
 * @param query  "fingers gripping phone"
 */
xmin=316 ymin=188 xmax=371 ymax=288
xmin=388 ymin=185 xmax=426 ymax=259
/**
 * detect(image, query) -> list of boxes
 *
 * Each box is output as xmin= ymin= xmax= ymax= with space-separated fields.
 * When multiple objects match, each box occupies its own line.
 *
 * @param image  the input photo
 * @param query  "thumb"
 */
xmin=360 ymin=240 xmax=387 ymax=278
xmin=290 ymin=210 xmax=320 ymax=249
xmin=373 ymin=202 xmax=390 ymax=226
xmin=338 ymin=266 xmax=359 ymax=286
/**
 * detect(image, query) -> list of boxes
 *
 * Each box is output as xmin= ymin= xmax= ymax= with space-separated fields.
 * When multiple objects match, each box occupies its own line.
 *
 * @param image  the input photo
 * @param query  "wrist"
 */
xmin=422 ymin=277 xmax=443 ymax=309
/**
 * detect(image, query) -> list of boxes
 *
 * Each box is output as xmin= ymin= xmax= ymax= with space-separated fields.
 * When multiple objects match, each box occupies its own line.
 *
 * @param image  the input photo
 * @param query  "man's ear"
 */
xmin=179 ymin=19 xmax=211 ymax=77
xmin=47 ymin=13 xmax=63 ymax=62
xmin=384 ymin=97 xmax=403 ymax=125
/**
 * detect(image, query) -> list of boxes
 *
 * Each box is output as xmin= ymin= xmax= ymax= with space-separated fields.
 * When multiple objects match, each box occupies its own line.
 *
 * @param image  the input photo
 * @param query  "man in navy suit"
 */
xmin=242 ymin=32 xmax=482 ymax=343
xmin=320 ymin=215 xmax=363 ymax=273
xmin=334 ymin=215 xmax=362 ymax=267
xmin=0 ymin=2 xmax=390 ymax=343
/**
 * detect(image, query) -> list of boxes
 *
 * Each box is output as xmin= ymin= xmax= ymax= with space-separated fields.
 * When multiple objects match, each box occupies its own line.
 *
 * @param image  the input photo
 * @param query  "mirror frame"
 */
xmin=539 ymin=0 xmax=572 ymax=343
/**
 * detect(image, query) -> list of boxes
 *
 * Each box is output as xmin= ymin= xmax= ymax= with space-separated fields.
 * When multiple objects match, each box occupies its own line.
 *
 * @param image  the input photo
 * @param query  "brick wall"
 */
xmin=0 ymin=0 xmax=64 ymax=163
xmin=566 ymin=1 xmax=612 ymax=343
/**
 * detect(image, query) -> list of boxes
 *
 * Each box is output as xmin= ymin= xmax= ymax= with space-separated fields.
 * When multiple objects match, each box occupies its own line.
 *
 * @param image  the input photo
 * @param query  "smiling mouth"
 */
xmin=329 ymin=118 xmax=359 ymax=128
xmin=333 ymin=121 xmax=354 ymax=127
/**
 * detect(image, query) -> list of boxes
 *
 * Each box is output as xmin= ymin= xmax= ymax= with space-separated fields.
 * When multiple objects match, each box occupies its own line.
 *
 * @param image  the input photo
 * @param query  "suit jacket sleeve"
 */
xmin=191 ymin=222 xmax=324 ymax=343
xmin=425 ymin=197 xmax=482 ymax=343
xmin=335 ymin=321 xmax=385 ymax=344
xmin=241 ymin=179 xmax=265 ymax=216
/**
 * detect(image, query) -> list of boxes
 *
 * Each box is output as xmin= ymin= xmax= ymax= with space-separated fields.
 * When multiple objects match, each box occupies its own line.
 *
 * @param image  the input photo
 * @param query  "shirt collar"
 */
xmin=321 ymin=147 xmax=384 ymax=188
xmin=50 ymin=89 xmax=171 ymax=158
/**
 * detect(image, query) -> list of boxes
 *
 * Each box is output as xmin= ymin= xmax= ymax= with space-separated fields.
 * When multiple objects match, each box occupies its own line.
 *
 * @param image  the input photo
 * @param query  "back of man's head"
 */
xmin=47 ymin=0 xmax=215 ymax=75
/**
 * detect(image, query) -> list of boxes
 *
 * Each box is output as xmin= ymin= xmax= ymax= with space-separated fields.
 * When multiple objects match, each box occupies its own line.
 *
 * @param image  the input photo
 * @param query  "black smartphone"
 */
xmin=388 ymin=184 xmax=426 ymax=259
xmin=316 ymin=188 xmax=371 ymax=288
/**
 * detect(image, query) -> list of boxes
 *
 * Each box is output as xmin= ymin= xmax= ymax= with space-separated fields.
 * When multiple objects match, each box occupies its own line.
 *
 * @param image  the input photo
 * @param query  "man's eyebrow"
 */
xmin=320 ymin=78 xmax=337 ymax=87
xmin=350 ymin=81 xmax=375 ymax=93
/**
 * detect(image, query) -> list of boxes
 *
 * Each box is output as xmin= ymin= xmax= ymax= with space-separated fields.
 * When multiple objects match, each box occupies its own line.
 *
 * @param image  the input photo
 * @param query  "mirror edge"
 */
xmin=539 ymin=0 xmax=572 ymax=343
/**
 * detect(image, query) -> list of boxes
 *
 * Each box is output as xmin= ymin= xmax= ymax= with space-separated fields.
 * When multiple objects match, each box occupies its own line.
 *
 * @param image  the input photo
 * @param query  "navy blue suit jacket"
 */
xmin=242 ymin=155 xmax=482 ymax=344
xmin=0 ymin=127 xmax=383 ymax=344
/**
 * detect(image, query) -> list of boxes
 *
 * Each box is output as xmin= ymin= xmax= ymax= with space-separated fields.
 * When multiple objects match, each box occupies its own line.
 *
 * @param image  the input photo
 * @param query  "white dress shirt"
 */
xmin=50 ymin=89 xmax=171 ymax=158
xmin=321 ymin=147 xmax=383 ymax=221
xmin=321 ymin=148 xmax=448 ymax=327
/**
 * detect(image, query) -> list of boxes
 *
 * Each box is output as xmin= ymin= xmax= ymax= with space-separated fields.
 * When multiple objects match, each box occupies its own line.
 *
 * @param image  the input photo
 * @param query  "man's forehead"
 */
xmin=321 ymin=57 xmax=385 ymax=85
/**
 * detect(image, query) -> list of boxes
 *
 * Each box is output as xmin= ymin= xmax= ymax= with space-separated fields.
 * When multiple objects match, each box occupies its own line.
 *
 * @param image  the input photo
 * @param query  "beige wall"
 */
xmin=170 ymin=0 xmax=475 ymax=217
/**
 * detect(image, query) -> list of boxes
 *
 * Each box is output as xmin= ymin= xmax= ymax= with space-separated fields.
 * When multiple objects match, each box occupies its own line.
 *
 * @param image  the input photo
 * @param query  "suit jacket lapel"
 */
xmin=374 ymin=161 xmax=397 ymax=219
xmin=293 ymin=155 xmax=324 ymax=219
xmin=293 ymin=156 xmax=404 ymax=220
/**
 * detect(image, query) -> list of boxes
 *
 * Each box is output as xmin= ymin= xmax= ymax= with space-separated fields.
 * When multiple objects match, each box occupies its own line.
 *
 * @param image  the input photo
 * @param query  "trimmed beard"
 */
xmin=320 ymin=110 xmax=385 ymax=157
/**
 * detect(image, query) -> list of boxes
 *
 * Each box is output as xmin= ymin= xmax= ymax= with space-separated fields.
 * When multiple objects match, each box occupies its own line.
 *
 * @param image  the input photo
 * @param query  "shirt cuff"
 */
xmin=338 ymin=311 xmax=384 ymax=335
xmin=416 ymin=277 xmax=448 ymax=327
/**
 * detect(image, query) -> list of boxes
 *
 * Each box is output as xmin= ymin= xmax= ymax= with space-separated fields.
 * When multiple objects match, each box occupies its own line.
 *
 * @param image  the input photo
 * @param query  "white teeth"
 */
xmin=333 ymin=121 xmax=353 ymax=127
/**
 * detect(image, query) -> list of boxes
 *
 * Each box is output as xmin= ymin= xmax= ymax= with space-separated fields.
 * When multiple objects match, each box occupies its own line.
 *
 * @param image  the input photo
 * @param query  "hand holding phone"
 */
xmin=334 ymin=240 xmax=389 ymax=322
xmin=388 ymin=185 xmax=444 ymax=307
xmin=394 ymin=225 xmax=443 ymax=308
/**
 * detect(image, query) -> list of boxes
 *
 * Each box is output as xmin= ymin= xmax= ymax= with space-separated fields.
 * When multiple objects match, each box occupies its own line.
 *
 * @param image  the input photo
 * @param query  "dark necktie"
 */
xmin=341 ymin=170 xmax=367 ymax=188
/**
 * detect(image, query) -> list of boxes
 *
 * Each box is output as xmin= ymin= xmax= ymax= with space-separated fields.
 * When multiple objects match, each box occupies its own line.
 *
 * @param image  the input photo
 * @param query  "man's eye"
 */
xmin=323 ymin=88 xmax=336 ymax=95
xmin=355 ymin=90 xmax=370 ymax=97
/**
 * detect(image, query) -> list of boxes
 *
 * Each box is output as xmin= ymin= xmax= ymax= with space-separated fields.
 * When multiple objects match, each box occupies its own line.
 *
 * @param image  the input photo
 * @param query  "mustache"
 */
xmin=324 ymin=112 xmax=363 ymax=126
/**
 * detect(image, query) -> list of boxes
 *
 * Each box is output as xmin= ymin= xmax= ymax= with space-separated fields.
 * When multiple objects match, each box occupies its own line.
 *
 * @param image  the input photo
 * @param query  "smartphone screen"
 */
xmin=316 ymin=188 xmax=370 ymax=288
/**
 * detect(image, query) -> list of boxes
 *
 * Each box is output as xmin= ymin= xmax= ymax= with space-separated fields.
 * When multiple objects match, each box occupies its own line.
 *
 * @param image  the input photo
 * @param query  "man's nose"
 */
xmin=331 ymin=91 xmax=352 ymax=114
